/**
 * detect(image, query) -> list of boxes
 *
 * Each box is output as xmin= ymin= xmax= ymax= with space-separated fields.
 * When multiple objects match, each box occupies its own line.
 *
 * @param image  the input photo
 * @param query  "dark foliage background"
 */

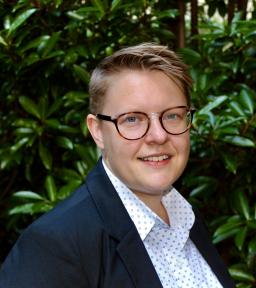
xmin=0 ymin=1 xmax=255 ymax=286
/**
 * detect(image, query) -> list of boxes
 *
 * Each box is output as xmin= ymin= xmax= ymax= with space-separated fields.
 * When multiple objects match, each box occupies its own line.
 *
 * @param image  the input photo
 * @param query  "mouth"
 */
xmin=139 ymin=154 xmax=170 ymax=162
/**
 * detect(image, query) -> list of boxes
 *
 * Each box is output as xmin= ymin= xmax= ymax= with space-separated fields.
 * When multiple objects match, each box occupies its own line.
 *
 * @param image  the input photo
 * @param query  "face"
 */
xmin=87 ymin=70 xmax=190 ymax=200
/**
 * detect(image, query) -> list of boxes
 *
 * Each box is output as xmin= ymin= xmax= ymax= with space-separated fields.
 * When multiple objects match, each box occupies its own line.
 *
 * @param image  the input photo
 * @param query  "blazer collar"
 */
xmin=86 ymin=159 xmax=163 ymax=288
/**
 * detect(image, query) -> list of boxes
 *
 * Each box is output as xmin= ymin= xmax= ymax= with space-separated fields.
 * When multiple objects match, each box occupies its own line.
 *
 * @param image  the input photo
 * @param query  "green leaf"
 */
xmin=80 ymin=117 xmax=88 ymax=137
xmin=213 ymin=221 xmax=243 ymax=243
xmin=229 ymin=101 xmax=246 ymax=117
xmin=0 ymin=35 xmax=8 ymax=46
xmin=19 ymin=96 xmax=41 ymax=119
xmin=55 ymin=136 xmax=74 ymax=150
xmin=229 ymin=266 xmax=255 ymax=282
xmin=239 ymin=89 xmax=254 ymax=115
xmin=21 ymin=52 xmax=40 ymax=67
xmin=47 ymin=98 xmax=63 ymax=117
xmin=56 ymin=168 xmax=82 ymax=182
xmin=213 ymin=227 xmax=241 ymax=244
xmin=40 ymin=32 xmax=61 ymax=58
xmin=75 ymin=144 xmax=99 ymax=165
xmin=58 ymin=125 xmax=80 ymax=133
xmin=12 ymin=191 xmax=45 ymax=201
xmin=15 ymin=128 xmax=34 ymax=135
xmin=75 ymin=160 xmax=88 ymax=177
xmin=156 ymin=9 xmax=178 ymax=20
xmin=236 ymin=284 xmax=253 ymax=288
xmin=198 ymin=74 xmax=208 ymax=91
xmin=45 ymin=175 xmax=57 ymax=202
xmin=45 ymin=119 xmax=61 ymax=129
xmin=21 ymin=35 xmax=50 ymax=52
xmin=63 ymin=91 xmax=88 ymax=106
xmin=10 ymin=137 xmax=29 ymax=152
xmin=66 ymin=11 xmax=85 ymax=20
xmin=8 ymin=8 xmax=37 ymax=35
xmin=214 ymin=221 xmax=243 ymax=236
xmin=179 ymin=48 xmax=201 ymax=65
xmin=222 ymin=41 xmax=233 ymax=52
xmin=38 ymin=97 xmax=48 ymax=120
xmin=54 ymin=0 xmax=63 ymax=8
xmin=238 ymin=190 xmax=250 ymax=220
xmin=216 ymin=126 xmax=239 ymax=135
xmin=111 ymin=0 xmax=122 ymax=12
xmin=220 ymin=150 xmax=238 ymax=174
xmin=189 ymin=183 xmax=209 ymax=197
xmin=39 ymin=142 xmax=53 ymax=170
xmin=90 ymin=0 xmax=105 ymax=17
xmin=248 ymin=238 xmax=256 ymax=254
xmin=73 ymin=64 xmax=90 ymax=84
xmin=152 ymin=28 xmax=175 ymax=38
xmin=232 ymin=56 xmax=240 ymax=74
xmin=198 ymin=96 xmax=228 ymax=115
xmin=223 ymin=136 xmax=255 ymax=147
xmin=9 ymin=203 xmax=51 ymax=215
xmin=227 ymin=215 xmax=243 ymax=223
xmin=58 ymin=180 xmax=81 ymax=199
xmin=235 ymin=226 xmax=248 ymax=250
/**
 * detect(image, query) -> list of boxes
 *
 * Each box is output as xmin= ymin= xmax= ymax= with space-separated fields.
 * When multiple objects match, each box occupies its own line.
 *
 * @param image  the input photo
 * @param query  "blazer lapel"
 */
xmin=86 ymin=159 xmax=163 ymax=288
xmin=190 ymin=209 xmax=235 ymax=288
xmin=117 ymin=227 xmax=163 ymax=288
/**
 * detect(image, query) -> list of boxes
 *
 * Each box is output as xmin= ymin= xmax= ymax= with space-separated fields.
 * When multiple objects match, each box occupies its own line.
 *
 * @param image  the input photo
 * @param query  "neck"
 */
xmin=133 ymin=191 xmax=170 ymax=225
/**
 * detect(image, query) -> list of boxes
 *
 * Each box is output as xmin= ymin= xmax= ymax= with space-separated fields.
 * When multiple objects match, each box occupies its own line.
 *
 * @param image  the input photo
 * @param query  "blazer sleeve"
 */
xmin=0 ymin=224 xmax=90 ymax=288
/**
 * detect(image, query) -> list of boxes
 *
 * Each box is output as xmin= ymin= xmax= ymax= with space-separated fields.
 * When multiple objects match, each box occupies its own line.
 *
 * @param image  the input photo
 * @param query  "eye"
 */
xmin=125 ymin=116 xmax=138 ymax=123
xmin=166 ymin=113 xmax=178 ymax=119
xmin=164 ymin=112 xmax=181 ymax=121
xmin=118 ymin=113 xmax=145 ymax=126
xmin=163 ymin=108 xmax=186 ymax=122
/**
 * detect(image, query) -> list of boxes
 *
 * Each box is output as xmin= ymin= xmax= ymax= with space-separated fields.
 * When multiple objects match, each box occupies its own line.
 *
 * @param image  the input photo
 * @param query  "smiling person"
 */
xmin=0 ymin=43 xmax=235 ymax=288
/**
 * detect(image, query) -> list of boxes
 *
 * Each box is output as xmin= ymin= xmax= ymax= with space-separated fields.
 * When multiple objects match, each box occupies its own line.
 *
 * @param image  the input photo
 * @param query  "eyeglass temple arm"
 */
xmin=96 ymin=114 xmax=113 ymax=121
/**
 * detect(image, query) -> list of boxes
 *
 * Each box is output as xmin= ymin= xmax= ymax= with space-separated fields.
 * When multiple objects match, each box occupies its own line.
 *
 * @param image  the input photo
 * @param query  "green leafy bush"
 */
xmin=0 ymin=1 xmax=256 ymax=286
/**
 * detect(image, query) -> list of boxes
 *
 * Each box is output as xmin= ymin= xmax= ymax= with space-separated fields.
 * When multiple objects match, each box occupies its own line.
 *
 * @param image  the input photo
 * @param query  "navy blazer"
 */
xmin=0 ymin=160 xmax=235 ymax=288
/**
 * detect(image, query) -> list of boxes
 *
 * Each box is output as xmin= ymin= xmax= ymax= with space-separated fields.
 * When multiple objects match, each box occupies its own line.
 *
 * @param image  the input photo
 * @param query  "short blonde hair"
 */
xmin=89 ymin=43 xmax=193 ymax=114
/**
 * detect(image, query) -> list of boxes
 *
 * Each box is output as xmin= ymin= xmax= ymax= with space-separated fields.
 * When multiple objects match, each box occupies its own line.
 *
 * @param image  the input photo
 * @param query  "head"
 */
xmin=87 ymin=43 xmax=193 ymax=200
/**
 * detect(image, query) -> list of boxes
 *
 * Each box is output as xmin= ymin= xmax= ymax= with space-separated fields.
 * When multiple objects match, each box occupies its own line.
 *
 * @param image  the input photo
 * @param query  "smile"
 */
xmin=140 ymin=155 xmax=169 ymax=162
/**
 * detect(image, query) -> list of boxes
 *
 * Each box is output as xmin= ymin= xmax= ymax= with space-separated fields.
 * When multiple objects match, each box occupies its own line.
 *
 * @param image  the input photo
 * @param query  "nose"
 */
xmin=144 ymin=116 xmax=169 ymax=144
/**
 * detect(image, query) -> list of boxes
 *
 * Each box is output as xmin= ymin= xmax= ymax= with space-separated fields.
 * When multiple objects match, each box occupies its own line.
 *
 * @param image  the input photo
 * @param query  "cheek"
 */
xmin=173 ymin=134 xmax=190 ymax=156
xmin=108 ymin=139 xmax=142 ymax=165
xmin=102 ymin=129 xmax=136 ymax=158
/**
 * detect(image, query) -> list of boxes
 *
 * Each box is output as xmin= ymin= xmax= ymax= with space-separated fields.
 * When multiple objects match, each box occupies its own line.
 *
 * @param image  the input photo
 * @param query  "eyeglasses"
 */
xmin=96 ymin=106 xmax=195 ymax=140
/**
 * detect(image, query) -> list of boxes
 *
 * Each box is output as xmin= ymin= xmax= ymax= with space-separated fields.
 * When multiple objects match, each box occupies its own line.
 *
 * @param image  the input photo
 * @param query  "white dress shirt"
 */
xmin=102 ymin=161 xmax=223 ymax=288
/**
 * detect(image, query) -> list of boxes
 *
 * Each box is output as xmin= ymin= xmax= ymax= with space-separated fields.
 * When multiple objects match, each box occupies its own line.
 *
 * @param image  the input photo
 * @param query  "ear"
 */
xmin=86 ymin=114 xmax=105 ymax=150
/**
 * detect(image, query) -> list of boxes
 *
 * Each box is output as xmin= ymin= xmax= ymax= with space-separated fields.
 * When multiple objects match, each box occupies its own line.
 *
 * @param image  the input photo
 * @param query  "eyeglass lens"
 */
xmin=117 ymin=107 xmax=192 ymax=140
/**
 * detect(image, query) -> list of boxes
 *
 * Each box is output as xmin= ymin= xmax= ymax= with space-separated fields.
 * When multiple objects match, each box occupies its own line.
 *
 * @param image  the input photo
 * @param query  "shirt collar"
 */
xmin=102 ymin=159 xmax=195 ymax=241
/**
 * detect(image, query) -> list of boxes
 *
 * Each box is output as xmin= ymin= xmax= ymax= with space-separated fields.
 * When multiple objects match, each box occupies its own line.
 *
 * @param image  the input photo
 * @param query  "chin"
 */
xmin=145 ymin=183 xmax=173 ymax=195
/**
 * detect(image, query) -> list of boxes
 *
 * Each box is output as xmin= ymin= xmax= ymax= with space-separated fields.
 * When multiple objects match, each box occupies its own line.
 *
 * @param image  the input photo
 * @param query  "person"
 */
xmin=0 ymin=43 xmax=235 ymax=288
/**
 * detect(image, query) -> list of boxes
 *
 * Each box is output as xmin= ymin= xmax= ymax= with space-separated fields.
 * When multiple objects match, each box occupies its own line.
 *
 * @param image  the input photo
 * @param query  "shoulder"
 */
xmin=5 ymin=181 xmax=107 ymax=271
xmin=27 ymin=182 xmax=103 ymax=243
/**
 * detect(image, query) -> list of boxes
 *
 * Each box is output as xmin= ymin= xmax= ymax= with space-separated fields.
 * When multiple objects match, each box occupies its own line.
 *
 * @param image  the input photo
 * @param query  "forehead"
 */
xmin=102 ymin=69 xmax=187 ymax=113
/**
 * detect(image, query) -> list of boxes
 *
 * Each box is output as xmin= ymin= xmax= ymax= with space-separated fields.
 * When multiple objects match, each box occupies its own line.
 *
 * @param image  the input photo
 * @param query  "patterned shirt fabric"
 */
xmin=102 ymin=160 xmax=223 ymax=288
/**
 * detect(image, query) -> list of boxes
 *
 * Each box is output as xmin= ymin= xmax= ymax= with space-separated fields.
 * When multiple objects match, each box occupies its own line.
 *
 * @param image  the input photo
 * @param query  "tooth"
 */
xmin=142 ymin=155 xmax=168 ymax=161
